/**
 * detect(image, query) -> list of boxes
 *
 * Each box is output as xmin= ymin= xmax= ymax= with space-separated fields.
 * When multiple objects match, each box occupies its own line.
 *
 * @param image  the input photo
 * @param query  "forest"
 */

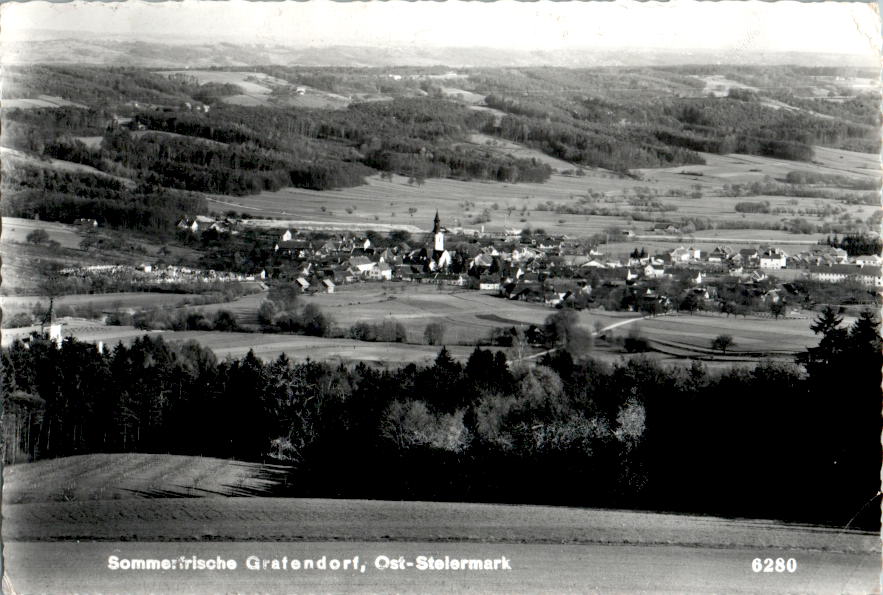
xmin=2 ymin=308 xmax=880 ymax=529
xmin=3 ymin=64 xmax=879 ymax=233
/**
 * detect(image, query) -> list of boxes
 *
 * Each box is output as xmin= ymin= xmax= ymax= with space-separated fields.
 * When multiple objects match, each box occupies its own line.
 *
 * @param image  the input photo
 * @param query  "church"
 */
xmin=429 ymin=211 xmax=453 ymax=271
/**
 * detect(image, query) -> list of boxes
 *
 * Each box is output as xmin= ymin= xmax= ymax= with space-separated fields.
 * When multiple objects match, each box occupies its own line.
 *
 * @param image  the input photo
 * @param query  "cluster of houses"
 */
xmin=59 ymin=264 xmax=265 ymax=284
xmin=166 ymin=212 xmax=880 ymax=309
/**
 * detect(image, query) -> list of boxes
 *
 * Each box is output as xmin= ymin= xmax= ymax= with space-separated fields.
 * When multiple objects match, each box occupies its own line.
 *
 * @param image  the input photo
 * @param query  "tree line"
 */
xmin=2 ymin=308 xmax=879 ymax=528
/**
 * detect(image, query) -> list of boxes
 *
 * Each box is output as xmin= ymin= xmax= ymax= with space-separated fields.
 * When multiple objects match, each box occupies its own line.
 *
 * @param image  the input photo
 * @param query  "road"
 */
xmin=4 ymin=541 xmax=878 ymax=594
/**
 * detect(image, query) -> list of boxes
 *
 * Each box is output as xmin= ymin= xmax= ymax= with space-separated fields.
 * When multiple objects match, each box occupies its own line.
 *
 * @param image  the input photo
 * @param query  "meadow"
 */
xmin=210 ymin=146 xmax=877 ymax=246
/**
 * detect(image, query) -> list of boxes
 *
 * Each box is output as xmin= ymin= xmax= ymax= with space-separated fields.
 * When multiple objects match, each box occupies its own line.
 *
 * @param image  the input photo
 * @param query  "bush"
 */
xmin=624 ymin=329 xmax=650 ymax=353
xmin=26 ymin=229 xmax=50 ymax=245
xmin=423 ymin=322 xmax=446 ymax=346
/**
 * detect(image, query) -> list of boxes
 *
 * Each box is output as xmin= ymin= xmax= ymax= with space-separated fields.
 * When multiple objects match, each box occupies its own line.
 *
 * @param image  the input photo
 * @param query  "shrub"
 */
xmin=26 ymin=229 xmax=50 ymax=245
xmin=423 ymin=322 xmax=446 ymax=346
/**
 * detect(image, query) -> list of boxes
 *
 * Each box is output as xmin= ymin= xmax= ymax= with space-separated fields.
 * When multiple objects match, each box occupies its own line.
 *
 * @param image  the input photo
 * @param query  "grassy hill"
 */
xmin=2 ymin=454 xmax=877 ymax=551
xmin=2 ymin=453 xmax=292 ymax=504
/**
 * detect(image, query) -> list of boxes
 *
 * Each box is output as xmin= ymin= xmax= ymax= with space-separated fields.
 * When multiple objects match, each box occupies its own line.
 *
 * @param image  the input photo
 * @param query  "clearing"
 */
xmin=159 ymin=70 xmax=350 ymax=109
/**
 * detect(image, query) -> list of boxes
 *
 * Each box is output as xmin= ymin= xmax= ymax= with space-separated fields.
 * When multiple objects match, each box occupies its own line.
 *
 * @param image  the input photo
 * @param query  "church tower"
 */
xmin=432 ymin=211 xmax=444 ymax=253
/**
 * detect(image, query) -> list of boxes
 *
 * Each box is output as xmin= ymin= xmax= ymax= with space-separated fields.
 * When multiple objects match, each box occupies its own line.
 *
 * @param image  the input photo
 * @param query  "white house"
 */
xmin=281 ymin=229 xmax=293 ymax=242
xmin=759 ymin=248 xmax=788 ymax=269
xmin=644 ymin=264 xmax=666 ymax=278
xmin=854 ymin=254 xmax=882 ymax=266
xmin=349 ymin=256 xmax=375 ymax=274
xmin=809 ymin=264 xmax=883 ymax=287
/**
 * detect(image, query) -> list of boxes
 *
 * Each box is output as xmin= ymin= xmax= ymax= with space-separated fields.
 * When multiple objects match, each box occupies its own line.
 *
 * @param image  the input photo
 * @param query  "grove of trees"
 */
xmin=2 ymin=308 xmax=879 ymax=529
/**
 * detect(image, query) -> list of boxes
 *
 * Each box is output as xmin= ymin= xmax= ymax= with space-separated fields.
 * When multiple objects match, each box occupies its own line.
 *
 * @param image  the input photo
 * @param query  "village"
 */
xmin=60 ymin=210 xmax=876 ymax=319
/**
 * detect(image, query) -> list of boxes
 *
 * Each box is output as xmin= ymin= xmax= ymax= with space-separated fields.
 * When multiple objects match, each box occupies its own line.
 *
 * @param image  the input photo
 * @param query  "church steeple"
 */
xmin=432 ymin=211 xmax=444 ymax=253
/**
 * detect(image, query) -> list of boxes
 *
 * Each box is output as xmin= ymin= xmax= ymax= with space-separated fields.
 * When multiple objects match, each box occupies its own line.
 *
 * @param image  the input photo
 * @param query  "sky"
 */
xmin=2 ymin=0 xmax=880 ymax=58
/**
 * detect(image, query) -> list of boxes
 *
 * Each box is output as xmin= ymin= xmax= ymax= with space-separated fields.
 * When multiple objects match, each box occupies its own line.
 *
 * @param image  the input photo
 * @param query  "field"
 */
xmin=3 ymin=453 xmax=291 ymax=504
xmin=1 ymin=292 xmax=209 ymax=317
xmin=2 ymin=95 xmax=86 ymax=109
xmin=3 ymin=454 xmax=878 ymax=552
xmin=297 ymin=285 xmax=581 ymax=345
xmin=1 ymin=318 xmax=505 ymax=365
xmin=622 ymin=311 xmax=826 ymax=357
xmin=159 ymin=70 xmax=350 ymax=109
xmin=2 ymin=280 xmax=827 ymax=368
xmin=3 ymin=456 xmax=878 ymax=591
xmin=2 ymin=216 xmax=83 ymax=250
xmin=210 ymin=147 xmax=877 ymax=246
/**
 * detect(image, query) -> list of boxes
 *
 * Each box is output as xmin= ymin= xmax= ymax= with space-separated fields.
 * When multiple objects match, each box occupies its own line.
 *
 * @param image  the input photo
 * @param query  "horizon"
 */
xmin=3 ymin=0 xmax=880 ymax=68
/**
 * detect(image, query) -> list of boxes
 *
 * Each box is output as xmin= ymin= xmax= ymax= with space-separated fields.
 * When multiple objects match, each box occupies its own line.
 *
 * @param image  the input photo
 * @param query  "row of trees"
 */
xmin=3 ymin=308 xmax=878 ymax=527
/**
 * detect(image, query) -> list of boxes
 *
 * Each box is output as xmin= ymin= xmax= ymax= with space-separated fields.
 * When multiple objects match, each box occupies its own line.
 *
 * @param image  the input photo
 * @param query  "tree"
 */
xmin=423 ymin=322 xmax=446 ymax=346
xmin=212 ymin=310 xmax=239 ymax=332
xmin=769 ymin=301 xmax=785 ymax=319
xmin=35 ymin=262 xmax=68 ymax=330
xmin=543 ymin=309 xmax=592 ymax=356
xmin=711 ymin=334 xmax=735 ymax=354
xmin=26 ymin=229 xmax=50 ymax=245
xmin=257 ymin=300 xmax=278 ymax=327
xmin=268 ymin=284 xmax=300 ymax=311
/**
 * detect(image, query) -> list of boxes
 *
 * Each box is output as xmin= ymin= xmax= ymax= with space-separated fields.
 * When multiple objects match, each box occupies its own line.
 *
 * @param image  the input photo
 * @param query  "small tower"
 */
xmin=433 ymin=211 xmax=444 ymax=253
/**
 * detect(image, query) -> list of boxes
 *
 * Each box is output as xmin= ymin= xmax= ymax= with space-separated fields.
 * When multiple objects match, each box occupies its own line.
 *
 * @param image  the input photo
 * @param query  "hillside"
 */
xmin=2 ymin=63 xmax=878 ymax=238
xmin=2 ymin=453 xmax=292 ymax=504
xmin=3 ymin=453 xmax=878 ymax=553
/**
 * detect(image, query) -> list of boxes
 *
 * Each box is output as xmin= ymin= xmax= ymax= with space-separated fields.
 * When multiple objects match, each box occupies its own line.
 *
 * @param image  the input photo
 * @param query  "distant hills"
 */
xmin=3 ymin=36 xmax=877 ymax=68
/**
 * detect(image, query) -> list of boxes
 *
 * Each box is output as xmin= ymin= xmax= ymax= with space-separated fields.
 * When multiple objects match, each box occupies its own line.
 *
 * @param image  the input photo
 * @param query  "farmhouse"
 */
xmin=759 ymin=248 xmax=788 ymax=269
xmin=808 ymin=264 xmax=883 ymax=287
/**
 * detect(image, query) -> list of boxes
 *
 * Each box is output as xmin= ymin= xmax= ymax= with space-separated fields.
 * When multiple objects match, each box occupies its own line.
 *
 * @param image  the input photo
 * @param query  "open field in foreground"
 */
xmin=4 ymin=495 xmax=877 ymax=552
xmin=3 ymin=454 xmax=292 ymax=505
xmin=4 ymin=454 xmax=877 ymax=552
xmin=4 ymin=453 xmax=878 ymax=593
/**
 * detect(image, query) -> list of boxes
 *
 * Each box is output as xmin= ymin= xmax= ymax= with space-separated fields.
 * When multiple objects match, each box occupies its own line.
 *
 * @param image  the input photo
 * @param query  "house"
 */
xmin=739 ymin=249 xmax=758 ymax=265
xmin=669 ymin=246 xmax=692 ymax=263
xmin=321 ymin=279 xmax=335 ymax=293
xmin=759 ymin=248 xmax=788 ymax=269
xmin=643 ymin=264 xmax=666 ymax=278
xmin=853 ymin=254 xmax=882 ymax=267
xmin=707 ymin=246 xmax=731 ymax=263
xmin=295 ymin=277 xmax=310 ymax=291
xmin=281 ymin=229 xmax=294 ymax=242
xmin=808 ymin=264 xmax=883 ymax=287
xmin=349 ymin=256 xmax=375 ymax=274
xmin=177 ymin=218 xmax=199 ymax=233
xmin=371 ymin=262 xmax=393 ymax=281
xmin=832 ymin=248 xmax=849 ymax=263
xmin=74 ymin=218 xmax=98 ymax=228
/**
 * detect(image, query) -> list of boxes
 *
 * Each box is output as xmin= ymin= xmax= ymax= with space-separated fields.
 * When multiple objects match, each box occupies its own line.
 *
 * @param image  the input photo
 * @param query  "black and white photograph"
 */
xmin=0 ymin=0 xmax=880 ymax=592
